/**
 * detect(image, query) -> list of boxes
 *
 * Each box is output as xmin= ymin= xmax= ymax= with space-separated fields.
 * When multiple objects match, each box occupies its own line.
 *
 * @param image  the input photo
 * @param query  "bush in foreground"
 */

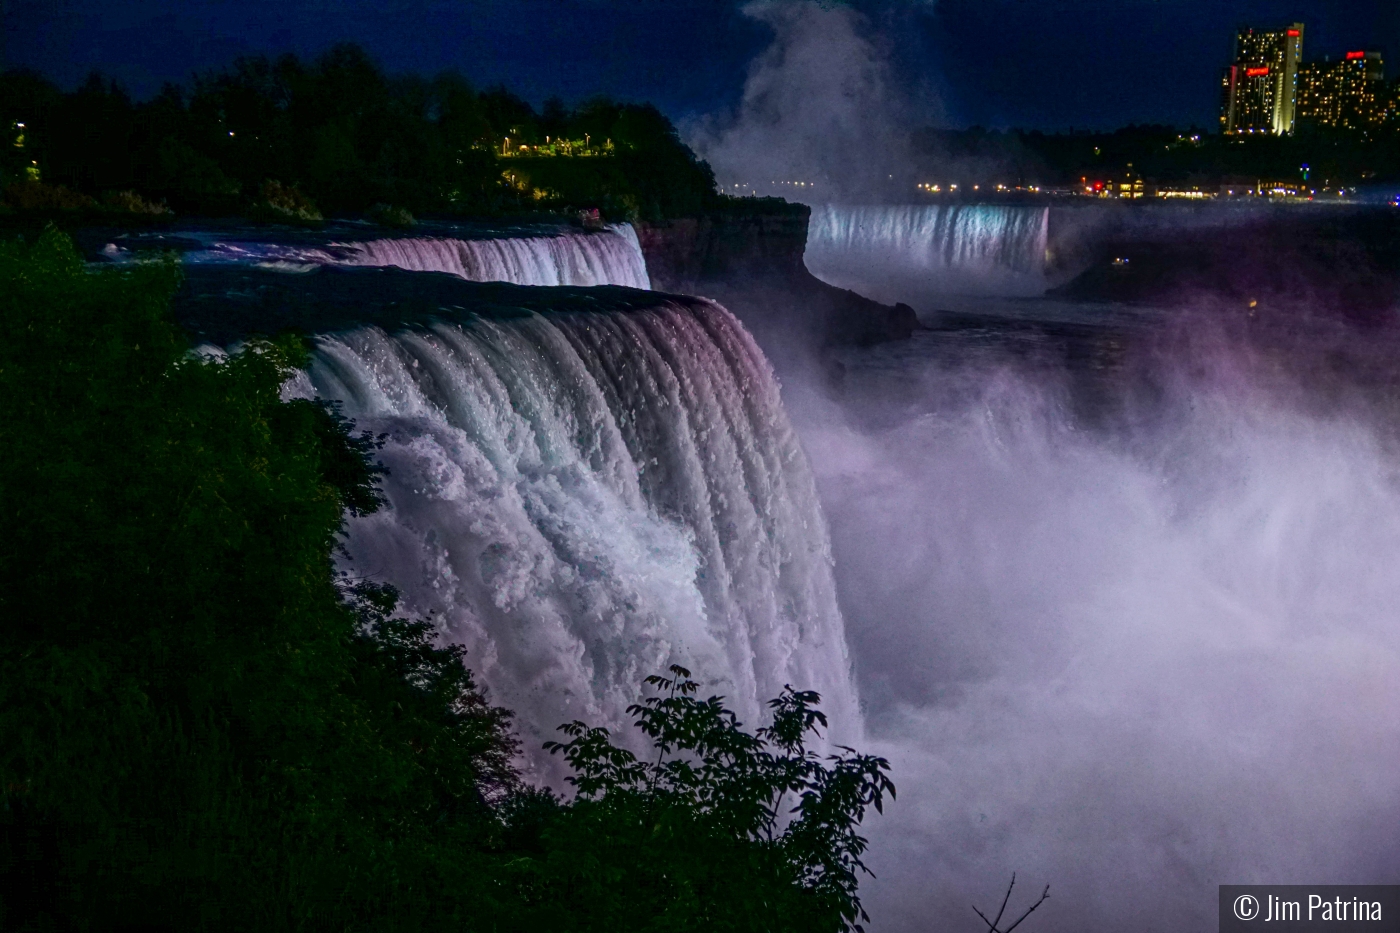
xmin=0 ymin=229 xmax=890 ymax=932
xmin=527 ymin=666 xmax=895 ymax=932
xmin=0 ymin=228 xmax=513 ymax=930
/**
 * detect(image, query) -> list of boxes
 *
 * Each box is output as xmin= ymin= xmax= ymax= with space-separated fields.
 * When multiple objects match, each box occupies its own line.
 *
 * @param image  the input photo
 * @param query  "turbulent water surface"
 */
xmin=806 ymin=323 xmax=1400 ymax=931
xmin=259 ymin=207 xmax=1400 ymax=932
xmin=293 ymin=298 xmax=857 ymax=776
xmin=786 ymin=216 xmax=1400 ymax=931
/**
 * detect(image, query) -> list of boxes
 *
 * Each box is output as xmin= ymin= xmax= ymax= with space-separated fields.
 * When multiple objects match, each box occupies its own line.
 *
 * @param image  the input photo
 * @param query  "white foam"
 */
xmin=805 ymin=204 xmax=1049 ymax=302
xmin=183 ymin=225 xmax=650 ymax=290
xmin=799 ymin=359 xmax=1400 ymax=930
xmin=310 ymin=300 xmax=856 ymax=779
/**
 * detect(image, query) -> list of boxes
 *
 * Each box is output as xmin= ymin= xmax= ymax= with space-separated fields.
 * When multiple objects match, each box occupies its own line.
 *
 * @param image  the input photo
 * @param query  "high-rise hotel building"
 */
xmin=1297 ymin=52 xmax=1386 ymax=130
xmin=1221 ymin=23 xmax=1304 ymax=135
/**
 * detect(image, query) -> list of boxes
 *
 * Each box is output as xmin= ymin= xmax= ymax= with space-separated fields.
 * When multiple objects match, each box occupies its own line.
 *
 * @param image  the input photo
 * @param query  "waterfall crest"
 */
xmin=305 ymin=298 xmax=856 ymax=770
xmin=183 ymin=225 xmax=651 ymax=290
xmin=804 ymin=204 xmax=1049 ymax=301
xmin=339 ymin=224 xmax=651 ymax=289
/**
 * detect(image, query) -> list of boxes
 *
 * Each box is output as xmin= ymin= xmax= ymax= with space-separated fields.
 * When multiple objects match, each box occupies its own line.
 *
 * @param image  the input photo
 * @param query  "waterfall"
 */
xmin=804 ymin=204 xmax=1049 ymax=302
xmin=337 ymin=225 xmax=651 ymax=289
xmin=300 ymin=298 xmax=856 ymax=772
xmin=179 ymin=224 xmax=651 ymax=289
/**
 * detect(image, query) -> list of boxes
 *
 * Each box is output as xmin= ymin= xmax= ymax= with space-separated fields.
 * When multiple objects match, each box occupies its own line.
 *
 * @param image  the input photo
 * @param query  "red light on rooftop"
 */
xmin=1287 ymin=29 xmax=1300 ymax=37
xmin=1245 ymin=67 xmax=1270 ymax=77
xmin=1346 ymin=51 xmax=1365 ymax=60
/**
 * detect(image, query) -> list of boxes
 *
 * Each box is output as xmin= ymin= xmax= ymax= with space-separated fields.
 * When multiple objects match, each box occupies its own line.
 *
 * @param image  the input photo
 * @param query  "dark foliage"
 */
xmin=0 ymin=230 xmax=891 ymax=931
xmin=0 ymin=228 xmax=519 ymax=930
xmin=535 ymin=666 xmax=895 ymax=932
xmin=0 ymin=45 xmax=720 ymax=222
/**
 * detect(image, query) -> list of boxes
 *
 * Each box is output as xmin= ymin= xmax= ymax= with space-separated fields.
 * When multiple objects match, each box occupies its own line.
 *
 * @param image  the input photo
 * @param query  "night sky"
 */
xmin=6 ymin=0 xmax=1399 ymax=131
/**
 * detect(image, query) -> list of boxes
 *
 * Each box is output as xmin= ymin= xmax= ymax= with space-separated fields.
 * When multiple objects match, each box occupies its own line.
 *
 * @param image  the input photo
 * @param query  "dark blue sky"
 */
xmin=5 ymin=0 xmax=1398 ymax=130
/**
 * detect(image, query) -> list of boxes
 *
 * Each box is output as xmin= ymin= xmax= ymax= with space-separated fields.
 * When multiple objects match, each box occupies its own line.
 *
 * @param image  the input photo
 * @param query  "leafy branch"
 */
xmin=544 ymin=664 xmax=895 ymax=932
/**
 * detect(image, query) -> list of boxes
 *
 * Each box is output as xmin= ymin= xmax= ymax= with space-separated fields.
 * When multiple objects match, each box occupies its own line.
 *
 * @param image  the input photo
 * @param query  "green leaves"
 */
xmin=1 ymin=52 xmax=723 ymax=221
xmin=540 ymin=666 xmax=895 ymax=932
xmin=0 ymin=230 xmax=895 ymax=932
xmin=0 ymin=230 xmax=520 ymax=930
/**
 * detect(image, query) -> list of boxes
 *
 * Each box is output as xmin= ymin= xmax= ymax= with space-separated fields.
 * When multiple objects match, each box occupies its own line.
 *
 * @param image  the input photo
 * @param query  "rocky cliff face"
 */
xmin=636 ymin=202 xmax=918 ymax=349
xmin=635 ymin=210 xmax=810 ymax=288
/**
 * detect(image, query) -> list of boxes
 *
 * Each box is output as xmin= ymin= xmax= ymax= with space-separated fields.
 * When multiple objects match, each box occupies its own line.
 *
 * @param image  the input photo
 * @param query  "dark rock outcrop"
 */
xmin=636 ymin=202 xmax=918 ymax=350
xmin=1049 ymin=205 xmax=1400 ymax=327
xmin=171 ymin=264 xmax=690 ymax=346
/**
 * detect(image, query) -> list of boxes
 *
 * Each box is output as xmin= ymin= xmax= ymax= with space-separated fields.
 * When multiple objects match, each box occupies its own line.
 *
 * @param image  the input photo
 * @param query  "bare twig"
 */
xmin=973 ymin=875 xmax=1050 ymax=933
xmin=993 ymin=872 xmax=1015 ymax=930
xmin=1003 ymin=885 xmax=1050 ymax=933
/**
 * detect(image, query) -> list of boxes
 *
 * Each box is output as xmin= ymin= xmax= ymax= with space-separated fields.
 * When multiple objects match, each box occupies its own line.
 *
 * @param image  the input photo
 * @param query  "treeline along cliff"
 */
xmin=0 ymin=43 xmax=717 ymax=221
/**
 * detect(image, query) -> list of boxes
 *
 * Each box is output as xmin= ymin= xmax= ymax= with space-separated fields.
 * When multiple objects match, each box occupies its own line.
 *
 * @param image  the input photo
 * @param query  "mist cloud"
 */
xmin=688 ymin=0 xmax=922 ymax=202
xmin=791 ymin=347 xmax=1400 ymax=931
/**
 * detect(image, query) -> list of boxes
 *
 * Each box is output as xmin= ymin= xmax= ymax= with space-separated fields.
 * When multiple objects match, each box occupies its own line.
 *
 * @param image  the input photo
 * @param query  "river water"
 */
xmin=799 ymin=204 xmax=1400 ymax=932
xmin=161 ymin=208 xmax=1400 ymax=932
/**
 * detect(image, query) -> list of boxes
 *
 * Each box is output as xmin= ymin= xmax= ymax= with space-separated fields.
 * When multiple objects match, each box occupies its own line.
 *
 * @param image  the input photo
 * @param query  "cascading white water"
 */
xmin=804 ymin=204 xmax=1049 ymax=302
xmin=336 ymin=224 xmax=651 ymax=289
xmin=300 ymin=299 xmax=856 ymax=773
xmin=179 ymin=224 xmax=651 ymax=289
